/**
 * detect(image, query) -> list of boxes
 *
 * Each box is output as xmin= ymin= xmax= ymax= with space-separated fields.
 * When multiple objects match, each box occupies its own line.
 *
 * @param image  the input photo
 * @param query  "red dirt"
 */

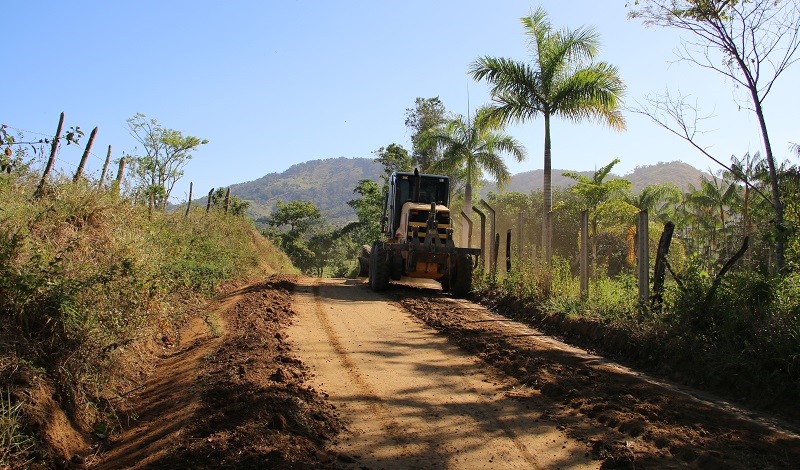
xmin=87 ymin=276 xmax=800 ymax=469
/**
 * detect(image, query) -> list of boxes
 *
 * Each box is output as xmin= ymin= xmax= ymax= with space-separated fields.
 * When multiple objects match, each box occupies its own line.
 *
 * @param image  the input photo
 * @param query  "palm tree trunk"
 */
xmin=542 ymin=112 xmax=552 ymax=265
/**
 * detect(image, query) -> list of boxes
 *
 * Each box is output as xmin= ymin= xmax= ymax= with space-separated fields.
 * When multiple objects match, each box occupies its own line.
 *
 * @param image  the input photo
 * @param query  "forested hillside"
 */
xmin=481 ymin=160 xmax=707 ymax=196
xmin=219 ymin=158 xmax=707 ymax=224
xmin=223 ymin=157 xmax=383 ymax=225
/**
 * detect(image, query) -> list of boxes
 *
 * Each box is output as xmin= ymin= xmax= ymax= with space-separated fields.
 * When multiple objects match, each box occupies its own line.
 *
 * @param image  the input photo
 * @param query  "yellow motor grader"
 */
xmin=359 ymin=169 xmax=479 ymax=297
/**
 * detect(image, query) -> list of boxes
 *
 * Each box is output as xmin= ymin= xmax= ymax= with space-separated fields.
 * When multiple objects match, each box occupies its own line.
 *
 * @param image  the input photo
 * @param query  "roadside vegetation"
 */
xmin=268 ymin=3 xmax=800 ymax=418
xmin=0 ymin=126 xmax=293 ymax=468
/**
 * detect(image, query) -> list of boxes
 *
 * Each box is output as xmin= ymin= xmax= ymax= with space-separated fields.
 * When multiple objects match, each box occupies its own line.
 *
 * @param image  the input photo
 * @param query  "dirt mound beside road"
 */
xmin=95 ymin=276 xmax=343 ymax=469
xmin=398 ymin=290 xmax=800 ymax=469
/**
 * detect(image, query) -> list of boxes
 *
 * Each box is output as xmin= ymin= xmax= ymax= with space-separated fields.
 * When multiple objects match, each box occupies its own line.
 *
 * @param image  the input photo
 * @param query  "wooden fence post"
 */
xmin=185 ymin=182 xmax=193 ymax=217
xmin=479 ymin=199 xmax=496 ymax=275
xmin=652 ymin=221 xmax=675 ymax=312
xmin=112 ymin=157 xmax=125 ymax=196
xmin=506 ymin=229 xmax=512 ymax=272
xmin=493 ymin=233 xmax=500 ymax=277
xmin=35 ymin=112 xmax=65 ymax=198
xmin=206 ymin=188 xmax=214 ymax=213
xmin=637 ymin=210 xmax=650 ymax=306
xmin=73 ymin=126 xmax=97 ymax=183
xmin=580 ymin=210 xmax=589 ymax=300
xmin=98 ymin=145 xmax=111 ymax=189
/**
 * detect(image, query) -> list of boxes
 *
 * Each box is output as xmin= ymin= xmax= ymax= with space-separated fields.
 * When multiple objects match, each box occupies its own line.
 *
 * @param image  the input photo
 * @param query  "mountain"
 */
xmin=205 ymin=159 xmax=707 ymax=225
xmin=229 ymin=157 xmax=382 ymax=225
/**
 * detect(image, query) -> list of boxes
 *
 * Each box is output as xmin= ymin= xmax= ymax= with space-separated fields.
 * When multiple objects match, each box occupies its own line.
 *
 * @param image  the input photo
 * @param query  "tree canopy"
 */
xmin=471 ymin=7 xmax=626 ymax=264
xmin=127 ymin=113 xmax=208 ymax=210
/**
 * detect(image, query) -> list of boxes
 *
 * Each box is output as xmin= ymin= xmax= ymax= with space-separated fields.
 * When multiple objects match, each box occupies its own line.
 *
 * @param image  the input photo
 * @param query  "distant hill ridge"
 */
xmin=202 ymin=158 xmax=707 ymax=224
xmin=483 ymin=160 xmax=708 ymax=196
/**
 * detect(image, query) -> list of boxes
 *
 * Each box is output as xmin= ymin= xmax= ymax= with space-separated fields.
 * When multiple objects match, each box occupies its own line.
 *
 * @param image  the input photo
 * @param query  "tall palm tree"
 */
xmin=423 ymin=106 xmax=526 ymax=246
xmin=470 ymin=7 xmax=626 ymax=264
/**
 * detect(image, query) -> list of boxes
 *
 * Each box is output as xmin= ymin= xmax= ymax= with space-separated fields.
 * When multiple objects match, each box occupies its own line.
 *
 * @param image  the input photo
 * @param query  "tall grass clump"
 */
xmin=0 ymin=169 xmax=292 ymax=465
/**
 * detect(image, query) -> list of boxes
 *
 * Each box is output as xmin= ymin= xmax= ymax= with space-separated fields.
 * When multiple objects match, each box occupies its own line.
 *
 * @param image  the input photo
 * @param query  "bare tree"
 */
xmin=629 ymin=0 xmax=800 ymax=271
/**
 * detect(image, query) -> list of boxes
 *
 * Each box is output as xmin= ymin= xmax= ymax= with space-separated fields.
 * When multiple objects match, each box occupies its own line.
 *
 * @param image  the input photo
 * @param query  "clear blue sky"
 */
xmin=4 ymin=1 xmax=798 ymax=203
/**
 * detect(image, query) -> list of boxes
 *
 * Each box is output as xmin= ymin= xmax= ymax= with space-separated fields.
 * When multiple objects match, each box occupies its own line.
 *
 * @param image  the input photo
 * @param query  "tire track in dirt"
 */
xmin=290 ymin=278 xmax=594 ymax=469
xmin=310 ymin=284 xmax=542 ymax=468
xmin=308 ymin=282 xmax=413 ymax=450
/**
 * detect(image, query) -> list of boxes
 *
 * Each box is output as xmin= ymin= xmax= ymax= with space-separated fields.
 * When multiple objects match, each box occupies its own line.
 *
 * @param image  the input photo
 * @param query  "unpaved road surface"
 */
xmin=291 ymin=278 xmax=800 ymax=469
xmin=290 ymin=277 xmax=591 ymax=468
xmin=94 ymin=275 xmax=800 ymax=469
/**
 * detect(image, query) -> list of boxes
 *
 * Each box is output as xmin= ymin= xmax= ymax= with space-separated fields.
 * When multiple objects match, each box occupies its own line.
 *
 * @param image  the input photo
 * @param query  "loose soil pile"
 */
xmin=395 ymin=285 xmax=800 ymax=469
xmin=94 ymin=276 xmax=343 ymax=469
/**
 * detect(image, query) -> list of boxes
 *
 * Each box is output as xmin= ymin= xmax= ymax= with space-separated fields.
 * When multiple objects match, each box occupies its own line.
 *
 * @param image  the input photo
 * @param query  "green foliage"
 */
xmin=424 ymin=105 xmax=526 ymax=192
xmin=266 ymin=200 xmax=321 ymax=235
xmin=264 ymin=200 xmax=325 ymax=274
xmin=345 ymin=179 xmax=384 ymax=245
xmin=374 ymin=144 xmax=412 ymax=184
xmin=405 ymin=97 xmax=448 ymax=171
xmin=127 ymin=113 xmax=208 ymax=209
xmin=0 ymin=170 xmax=291 ymax=463
xmin=208 ymin=187 xmax=251 ymax=216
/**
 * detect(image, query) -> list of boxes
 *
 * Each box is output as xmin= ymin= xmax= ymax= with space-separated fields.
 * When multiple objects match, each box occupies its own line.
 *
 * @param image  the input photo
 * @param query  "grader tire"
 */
xmin=370 ymin=243 xmax=391 ymax=292
xmin=450 ymin=254 xmax=473 ymax=298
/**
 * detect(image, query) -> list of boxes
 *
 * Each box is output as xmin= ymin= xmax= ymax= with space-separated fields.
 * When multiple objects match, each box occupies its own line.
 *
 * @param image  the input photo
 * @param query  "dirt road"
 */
xmin=94 ymin=275 xmax=800 ymax=469
xmin=291 ymin=278 xmax=800 ymax=469
xmin=290 ymin=278 xmax=593 ymax=469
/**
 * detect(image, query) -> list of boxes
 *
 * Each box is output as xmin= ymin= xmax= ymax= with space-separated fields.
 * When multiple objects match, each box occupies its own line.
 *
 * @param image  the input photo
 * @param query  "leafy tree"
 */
xmin=228 ymin=197 xmax=251 ymax=217
xmin=264 ymin=200 xmax=322 ymax=273
xmin=345 ymin=179 xmax=384 ymax=245
xmin=423 ymin=106 xmax=526 ymax=245
xmin=266 ymin=200 xmax=320 ymax=234
xmin=374 ymin=143 xmax=412 ymax=184
xmin=471 ymin=7 xmax=626 ymax=264
xmin=405 ymin=97 xmax=448 ymax=171
xmin=628 ymin=0 xmax=800 ymax=271
xmin=127 ymin=113 xmax=208 ymax=210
